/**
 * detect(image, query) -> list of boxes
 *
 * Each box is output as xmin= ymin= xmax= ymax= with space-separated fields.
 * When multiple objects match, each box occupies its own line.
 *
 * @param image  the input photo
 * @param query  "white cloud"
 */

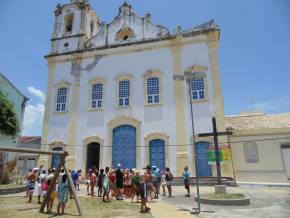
xmin=251 ymin=99 xmax=290 ymax=113
xmin=27 ymin=86 xmax=45 ymax=103
xmin=23 ymin=87 xmax=45 ymax=136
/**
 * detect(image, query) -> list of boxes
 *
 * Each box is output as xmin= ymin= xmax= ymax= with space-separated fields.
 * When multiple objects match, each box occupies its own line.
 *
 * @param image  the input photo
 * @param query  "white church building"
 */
xmin=39 ymin=0 xmax=233 ymax=178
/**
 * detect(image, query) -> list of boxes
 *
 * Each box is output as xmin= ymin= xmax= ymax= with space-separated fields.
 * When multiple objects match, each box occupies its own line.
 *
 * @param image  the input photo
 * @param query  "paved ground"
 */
xmin=2 ymin=185 xmax=290 ymax=217
xmin=158 ymin=186 xmax=290 ymax=218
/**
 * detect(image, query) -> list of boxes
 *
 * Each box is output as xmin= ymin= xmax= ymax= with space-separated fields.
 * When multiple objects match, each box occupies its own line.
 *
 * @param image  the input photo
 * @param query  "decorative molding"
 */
xmin=185 ymin=64 xmax=208 ymax=73
xmin=54 ymin=80 xmax=71 ymax=88
xmin=82 ymin=135 xmax=104 ymax=145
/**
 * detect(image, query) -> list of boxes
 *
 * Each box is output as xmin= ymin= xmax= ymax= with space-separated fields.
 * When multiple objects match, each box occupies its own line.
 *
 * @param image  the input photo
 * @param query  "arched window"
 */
xmin=147 ymin=77 xmax=160 ymax=104
xmin=64 ymin=13 xmax=74 ymax=33
xmin=119 ymin=80 xmax=130 ymax=107
xmin=90 ymin=20 xmax=94 ymax=37
xmin=115 ymin=25 xmax=135 ymax=41
xmin=56 ymin=87 xmax=68 ymax=112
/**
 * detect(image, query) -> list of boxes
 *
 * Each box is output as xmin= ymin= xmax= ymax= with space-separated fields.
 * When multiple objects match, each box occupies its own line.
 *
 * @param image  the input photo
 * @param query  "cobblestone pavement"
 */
xmin=158 ymin=186 xmax=290 ymax=218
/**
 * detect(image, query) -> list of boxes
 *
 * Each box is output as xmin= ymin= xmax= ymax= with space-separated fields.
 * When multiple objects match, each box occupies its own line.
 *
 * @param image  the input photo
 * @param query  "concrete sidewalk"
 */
xmin=236 ymin=181 xmax=290 ymax=188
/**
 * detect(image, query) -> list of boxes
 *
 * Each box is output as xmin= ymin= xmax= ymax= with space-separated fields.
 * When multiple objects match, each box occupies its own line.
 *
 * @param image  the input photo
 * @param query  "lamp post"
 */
xmin=173 ymin=72 xmax=201 ymax=214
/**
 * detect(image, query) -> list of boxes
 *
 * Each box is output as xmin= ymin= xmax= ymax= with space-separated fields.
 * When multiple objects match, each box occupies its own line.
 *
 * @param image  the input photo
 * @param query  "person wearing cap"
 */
xmin=115 ymin=164 xmax=124 ymax=200
xmin=27 ymin=168 xmax=38 ymax=203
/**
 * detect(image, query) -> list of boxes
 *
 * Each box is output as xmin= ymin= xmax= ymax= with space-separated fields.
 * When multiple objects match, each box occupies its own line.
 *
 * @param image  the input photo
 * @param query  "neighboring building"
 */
xmin=17 ymin=136 xmax=41 ymax=176
xmin=0 ymin=73 xmax=28 ymax=175
xmin=226 ymin=112 xmax=290 ymax=183
xmin=38 ymin=0 xmax=234 ymax=178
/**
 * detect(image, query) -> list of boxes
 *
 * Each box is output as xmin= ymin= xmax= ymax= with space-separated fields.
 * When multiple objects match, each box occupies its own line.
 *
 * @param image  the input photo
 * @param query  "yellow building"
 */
xmin=226 ymin=112 xmax=290 ymax=183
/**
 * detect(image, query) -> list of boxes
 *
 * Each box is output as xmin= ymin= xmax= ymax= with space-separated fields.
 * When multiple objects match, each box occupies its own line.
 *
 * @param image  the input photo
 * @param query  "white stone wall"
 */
xmin=46 ymin=39 xmax=216 ymax=175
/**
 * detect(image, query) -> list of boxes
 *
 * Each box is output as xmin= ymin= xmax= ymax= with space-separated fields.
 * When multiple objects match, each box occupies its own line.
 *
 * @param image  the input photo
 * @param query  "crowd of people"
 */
xmin=25 ymin=164 xmax=191 ymax=214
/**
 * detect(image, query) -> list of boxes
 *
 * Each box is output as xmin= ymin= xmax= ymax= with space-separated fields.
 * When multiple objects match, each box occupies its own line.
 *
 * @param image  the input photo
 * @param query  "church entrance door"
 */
xmin=149 ymin=139 xmax=165 ymax=171
xmin=195 ymin=142 xmax=212 ymax=177
xmin=112 ymin=125 xmax=136 ymax=169
xmin=51 ymin=147 xmax=63 ymax=168
xmin=86 ymin=142 xmax=100 ymax=172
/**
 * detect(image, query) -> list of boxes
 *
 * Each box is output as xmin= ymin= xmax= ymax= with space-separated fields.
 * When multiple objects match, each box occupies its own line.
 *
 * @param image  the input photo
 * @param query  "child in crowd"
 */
xmin=76 ymin=169 xmax=82 ymax=191
xmin=161 ymin=171 xmax=167 ymax=196
xmin=86 ymin=169 xmax=92 ymax=195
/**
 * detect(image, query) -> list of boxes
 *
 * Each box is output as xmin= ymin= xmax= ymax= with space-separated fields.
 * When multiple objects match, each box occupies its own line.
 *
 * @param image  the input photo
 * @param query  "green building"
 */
xmin=0 ymin=73 xmax=28 ymax=173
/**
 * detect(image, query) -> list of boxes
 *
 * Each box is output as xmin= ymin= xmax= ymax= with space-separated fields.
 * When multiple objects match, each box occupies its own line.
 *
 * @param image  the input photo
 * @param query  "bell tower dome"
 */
xmin=50 ymin=0 xmax=99 ymax=54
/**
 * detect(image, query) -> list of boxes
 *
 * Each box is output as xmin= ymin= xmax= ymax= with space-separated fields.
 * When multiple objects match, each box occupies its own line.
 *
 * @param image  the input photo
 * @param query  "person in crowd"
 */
xmin=131 ymin=169 xmax=140 ymax=203
xmin=152 ymin=166 xmax=159 ymax=199
xmin=57 ymin=173 xmax=69 ymax=215
xmin=47 ymin=168 xmax=57 ymax=213
xmin=165 ymin=167 xmax=173 ymax=197
xmin=108 ymin=168 xmax=116 ymax=199
xmin=145 ymin=165 xmax=154 ymax=202
xmin=72 ymin=169 xmax=79 ymax=189
xmin=25 ymin=169 xmax=32 ymax=197
xmin=98 ymin=169 xmax=104 ymax=197
xmin=183 ymin=166 xmax=190 ymax=197
xmin=37 ymin=169 xmax=47 ymax=204
xmin=86 ymin=169 xmax=92 ymax=195
xmin=139 ymin=169 xmax=150 ymax=213
xmin=102 ymin=168 xmax=110 ymax=202
xmin=115 ymin=164 xmax=124 ymax=200
xmin=123 ymin=169 xmax=131 ymax=197
xmin=27 ymin=168 xmax=38 ymax=203
xmin=161 ymin=171 xmax=167 ymax=196
xmin=76 ymin=169 xmax=82 ymax=191
xmin=91 ymin=169 xmax=97 ymax=197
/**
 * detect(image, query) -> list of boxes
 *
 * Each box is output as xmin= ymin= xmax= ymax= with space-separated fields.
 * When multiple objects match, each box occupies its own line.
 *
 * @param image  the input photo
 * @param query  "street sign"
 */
xmin=208 ymin=144 xmax=232 ymax=163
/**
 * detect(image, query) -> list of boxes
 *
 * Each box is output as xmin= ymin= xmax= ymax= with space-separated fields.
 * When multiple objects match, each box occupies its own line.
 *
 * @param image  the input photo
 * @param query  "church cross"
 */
xmin=198 ymin=116 xmax=232 ymax=185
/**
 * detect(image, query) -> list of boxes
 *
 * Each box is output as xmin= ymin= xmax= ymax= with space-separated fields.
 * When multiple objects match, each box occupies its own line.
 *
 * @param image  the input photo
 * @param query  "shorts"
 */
xmin=50 ymin=191 xmax=57 ymax=200
xmin=166 ymin=181 xmax=172 ymax=186
xmin=184 ymin=179 xmax=189 ymax=189
xmin=28 ymin=182 xmax=35 ymax=192
xmin=116 ymin=182 xmax=123 ymax=189
xmin=37 ymin=184 xmax=43 ymax=195
xmin=140 ymin=183 xmax=147 ymax=199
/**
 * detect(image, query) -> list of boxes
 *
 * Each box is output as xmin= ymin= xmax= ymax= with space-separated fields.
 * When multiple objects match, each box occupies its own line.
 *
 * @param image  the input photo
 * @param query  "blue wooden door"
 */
xmin=112 ymin=125 xmax=136 ymax=169
xmin=51 ymin=147 xmax=63 ymax=168
xmin=195 ymin=142 xmax=212 ymax=177
xmin=149 ymin=139 xmax=165 ymax=171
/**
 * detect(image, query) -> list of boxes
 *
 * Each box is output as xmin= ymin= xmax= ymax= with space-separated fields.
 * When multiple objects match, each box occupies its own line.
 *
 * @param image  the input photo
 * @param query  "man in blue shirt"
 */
xmin=183 ymin=166 xmax=190 ymax=197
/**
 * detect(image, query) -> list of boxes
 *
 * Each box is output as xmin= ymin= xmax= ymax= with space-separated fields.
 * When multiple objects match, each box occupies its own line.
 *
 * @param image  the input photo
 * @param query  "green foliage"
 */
xmin=0 ymin=90 xmax=19 ymax=136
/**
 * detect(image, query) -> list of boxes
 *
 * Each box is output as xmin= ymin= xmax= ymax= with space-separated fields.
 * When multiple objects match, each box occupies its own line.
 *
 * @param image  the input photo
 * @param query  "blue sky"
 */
xmin=0 ymin=0 xmax=289 ymax=136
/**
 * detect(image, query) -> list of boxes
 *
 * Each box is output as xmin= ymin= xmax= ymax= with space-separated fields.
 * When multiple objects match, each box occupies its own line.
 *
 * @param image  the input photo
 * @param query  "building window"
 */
xmin=191 ymin=77 xmax=205 ymax=100
xmin=119 ymin=80 xmax=130 ymax=107
xmin=147 ymin=77 xmax=160 ymax=104
xmin=91 ymin=83 xmax=103 ymax=109
xmin=65 ymin=13 xmax=74 ymax=33
xmin=56 ymin=87 xmax=68 ymax=112
xmin=244 ymin=142 xmax=258 ymax=163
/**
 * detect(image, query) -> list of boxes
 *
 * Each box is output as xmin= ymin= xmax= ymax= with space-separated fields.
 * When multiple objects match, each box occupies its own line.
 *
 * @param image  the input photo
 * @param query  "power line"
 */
xmin=39 ymin=136 xmax=290 ymax=148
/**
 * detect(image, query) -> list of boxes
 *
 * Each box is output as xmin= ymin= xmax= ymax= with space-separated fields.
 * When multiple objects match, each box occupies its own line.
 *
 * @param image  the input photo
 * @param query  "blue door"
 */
xmin=112 ymin=125 xmax=136 ymax=169
xmin=195 ymin=142 xmax=212 ymax=177
xmin=149 ymin=139 xmax=165 ymax=171
xmin=51 ymin=147 xmax=63 ymax=168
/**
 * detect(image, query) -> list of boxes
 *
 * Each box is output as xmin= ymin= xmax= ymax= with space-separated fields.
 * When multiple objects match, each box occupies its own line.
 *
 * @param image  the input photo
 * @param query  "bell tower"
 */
xmin=50 ymin=0 xmax=99 ymax=54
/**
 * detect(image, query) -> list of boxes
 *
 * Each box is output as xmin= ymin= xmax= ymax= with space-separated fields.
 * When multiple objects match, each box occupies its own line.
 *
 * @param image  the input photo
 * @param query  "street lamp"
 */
xmin=173 ymin=72 xmax=201 ymax=214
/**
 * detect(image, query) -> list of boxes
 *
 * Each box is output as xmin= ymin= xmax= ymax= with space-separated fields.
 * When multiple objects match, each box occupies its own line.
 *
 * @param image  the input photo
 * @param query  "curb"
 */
xmin=0 ymin=186 xmax=26 ymax=195
xmin=236 ymin=182 xmax=290 ymax=188
xmin=195 ymin=195 xmax=250 ymax=206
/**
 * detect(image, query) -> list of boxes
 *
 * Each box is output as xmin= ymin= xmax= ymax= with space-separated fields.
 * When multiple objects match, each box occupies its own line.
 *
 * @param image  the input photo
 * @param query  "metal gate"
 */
xmin=149 ymin=139 xmax=165 ymax=171
xmin=112 ymin=125 xmax=136 ymax=169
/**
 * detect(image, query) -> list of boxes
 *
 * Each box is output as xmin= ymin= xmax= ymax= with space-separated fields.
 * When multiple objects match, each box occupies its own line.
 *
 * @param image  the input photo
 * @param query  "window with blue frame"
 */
xmin=91 ymin=83 xmax=103 ymax=108
xmin=191 ymin=77 xmax=205 ymax=100
xmin=147 ymin=77 xmax=160 ymax=104
xmin=56 ymin=87 xmax=68 ymax=112
xmin=119 ymin=80 xmax=130 ymax=107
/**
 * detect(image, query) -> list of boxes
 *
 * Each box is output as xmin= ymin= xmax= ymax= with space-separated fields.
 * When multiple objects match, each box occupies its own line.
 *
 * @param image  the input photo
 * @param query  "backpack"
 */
xmin=169 ymin=172 xmax=173 ymax=181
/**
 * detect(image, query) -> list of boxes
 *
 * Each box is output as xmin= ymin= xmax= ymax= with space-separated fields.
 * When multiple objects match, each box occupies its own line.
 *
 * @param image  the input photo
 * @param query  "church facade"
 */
xmin=39 ymin=0 xmax=233 ymax=177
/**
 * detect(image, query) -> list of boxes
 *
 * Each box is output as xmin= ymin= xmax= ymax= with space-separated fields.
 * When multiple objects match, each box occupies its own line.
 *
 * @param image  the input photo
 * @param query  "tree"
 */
xmin=0 ymin=90 xmax=19 ymax=136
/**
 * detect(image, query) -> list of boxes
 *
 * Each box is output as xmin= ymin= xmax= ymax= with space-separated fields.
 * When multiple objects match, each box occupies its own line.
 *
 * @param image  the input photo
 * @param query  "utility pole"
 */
xmin=198 ymin=115 xmax=232 ymax=185
xmin=173 ymin=71 xmax=203 ymax=214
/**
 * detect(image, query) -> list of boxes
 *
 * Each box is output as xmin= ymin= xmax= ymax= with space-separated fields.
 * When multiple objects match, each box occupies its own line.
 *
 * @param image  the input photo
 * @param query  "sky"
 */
xmin=0 ymin=0 xmax=289 ymax=136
